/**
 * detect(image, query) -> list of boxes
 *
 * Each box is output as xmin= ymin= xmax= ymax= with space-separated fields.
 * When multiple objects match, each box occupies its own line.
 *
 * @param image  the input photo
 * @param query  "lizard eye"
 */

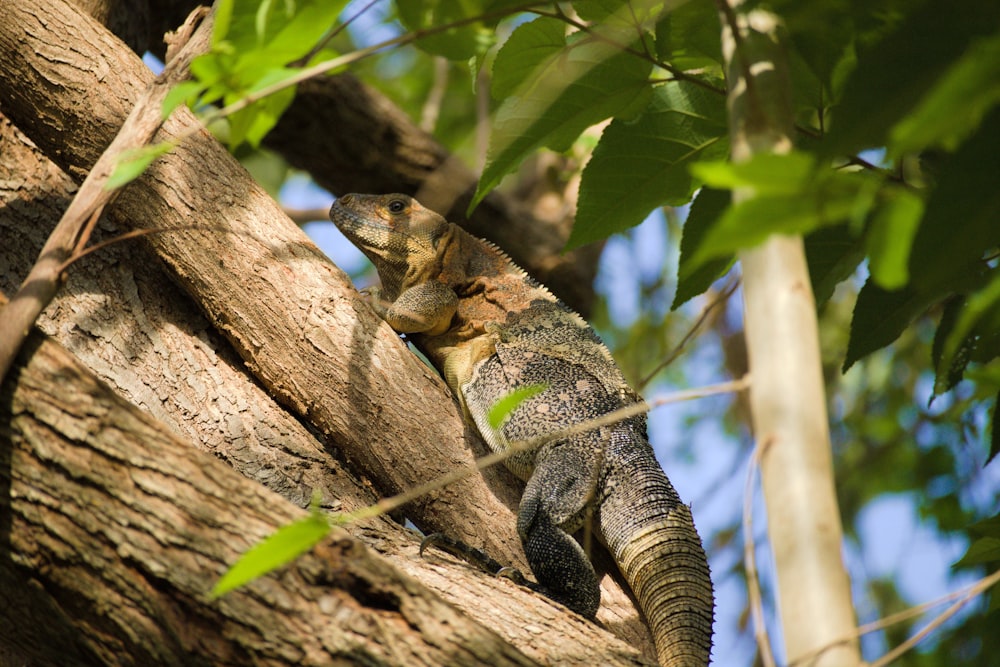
xmin=387 ymin=199 xmax=406 ymax=214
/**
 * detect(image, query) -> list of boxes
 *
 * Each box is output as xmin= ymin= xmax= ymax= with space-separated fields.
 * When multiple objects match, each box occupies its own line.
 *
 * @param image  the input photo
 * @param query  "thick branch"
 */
xmin=0 ymin=0 xmax=652 ymax=655
xmin=0 ymin=324 xmax=539 ymax=667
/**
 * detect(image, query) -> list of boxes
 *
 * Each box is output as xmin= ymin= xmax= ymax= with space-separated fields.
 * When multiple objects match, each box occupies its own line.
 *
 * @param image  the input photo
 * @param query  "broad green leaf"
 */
xmin=865 ymin=187 xmax=924 ymax=290
xmin=673 ymin=187 xmax=733 ymax=310
xmin=803 ymin=224 xmax=864 ymax=307
xmin=908 ymin=108 xmax=1000 ymax=294
xmin=397 ymin=0 xmax=495 ymax=61
xmin=690 ymin=151 xmax=818 ymax=195
xmin=211 ymin=510 xmax=330 ymax=598
xmin=654 ymin=0 xmax=723 ymax=70
xmin=843 ymin=280 xmax=938 ymax=372
xmin=890 ymin=32 xmax=1000 ymax=155
xmin=570 ymin=81 xmax=728 ymax=248
xmin=823 ymin=1 xmax=1000 ymax=156
xmin=473 ymin=19 xmax=653 ymax=210
xmin=487 ymin=384 xmax=548 ymax=431
xmin=937 ymin=269 xmax=1000 ymax=394
xmin=105 ymin=142 xmax=175 ymax=191
xmin=931 ymin=297 xmax=967 ymax=395
xmin=490 ymin=16 xmax=564 ymax=100
xmin=688 ymin=172 xmax=864 ymax=268
xmin=954 ymin=536 xmax=1000 ymax=567
xmin=162 ymin=81 xmax=206 ymax=119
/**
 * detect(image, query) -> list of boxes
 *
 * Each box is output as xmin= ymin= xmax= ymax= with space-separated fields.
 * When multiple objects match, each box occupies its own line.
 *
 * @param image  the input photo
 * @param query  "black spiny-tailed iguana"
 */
xmin=330 ymin=193 xmax=714 ymax=666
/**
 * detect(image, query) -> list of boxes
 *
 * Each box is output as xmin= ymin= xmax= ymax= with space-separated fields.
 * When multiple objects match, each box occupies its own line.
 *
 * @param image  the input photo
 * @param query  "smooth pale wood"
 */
xmin=720 ymin=7 xmax=861 ymax=667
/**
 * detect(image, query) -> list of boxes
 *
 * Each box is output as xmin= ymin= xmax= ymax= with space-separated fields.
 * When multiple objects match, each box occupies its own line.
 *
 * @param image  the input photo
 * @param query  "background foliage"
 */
xmin=190 ymin=0 xmax=1000 ymax=664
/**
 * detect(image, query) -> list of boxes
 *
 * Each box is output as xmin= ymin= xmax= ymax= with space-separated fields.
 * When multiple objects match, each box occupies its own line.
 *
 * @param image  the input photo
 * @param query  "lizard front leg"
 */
xmin=363 ymin=281 xmax=457 ymax=336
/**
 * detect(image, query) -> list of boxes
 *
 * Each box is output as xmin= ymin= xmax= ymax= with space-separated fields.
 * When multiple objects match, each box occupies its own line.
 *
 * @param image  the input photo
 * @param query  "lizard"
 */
xmin=330 ymin=193 xmax=714 ymax=667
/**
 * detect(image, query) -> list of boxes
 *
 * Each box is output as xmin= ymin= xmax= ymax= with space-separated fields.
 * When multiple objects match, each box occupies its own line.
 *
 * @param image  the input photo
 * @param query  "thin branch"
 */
xmin=0 ymin=6 xmax=212 ymax=383
xmin=787 ymin=568 xmax=1000 ymax=667
xmin=638 ymin=275 xmax=739 ymax=389
xmin=338 ymin=375 xmax=752 ymax=525
xmin=743 ymin=438 xmax=777 ymax=667
xmin=531 ymin=7 xmax=726 ymax=95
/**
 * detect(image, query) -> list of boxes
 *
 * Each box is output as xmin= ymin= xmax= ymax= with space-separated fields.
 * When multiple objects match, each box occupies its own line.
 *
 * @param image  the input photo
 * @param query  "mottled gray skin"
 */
xmin=331 ymin=193 xmax=714 ymax=666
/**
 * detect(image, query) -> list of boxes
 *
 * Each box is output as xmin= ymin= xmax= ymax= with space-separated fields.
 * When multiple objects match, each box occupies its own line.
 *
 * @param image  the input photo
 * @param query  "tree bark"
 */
xmin=0 ymin=0 xmax=653 ymax=661
xmin=719 ymin=5 xmax=860 ymax=666
xmin=0 ymin=323 xmax=545 ymax=667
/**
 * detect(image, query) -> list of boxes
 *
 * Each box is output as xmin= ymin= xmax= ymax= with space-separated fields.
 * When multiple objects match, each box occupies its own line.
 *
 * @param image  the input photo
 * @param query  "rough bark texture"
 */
xmin=720 ymin=6 xmax=860 ymax=666
xmin=0 ymin=0 xmax=654 ymax=662
xmin=0 ymin=326 xmax=545 ymax=667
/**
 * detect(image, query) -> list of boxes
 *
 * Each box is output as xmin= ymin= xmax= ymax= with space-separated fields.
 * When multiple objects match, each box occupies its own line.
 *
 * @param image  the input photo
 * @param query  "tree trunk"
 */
xmin=719 ymin=5 xmax=861 ymax=666
xmin=0 ymin=0 xmax=653 ymax=661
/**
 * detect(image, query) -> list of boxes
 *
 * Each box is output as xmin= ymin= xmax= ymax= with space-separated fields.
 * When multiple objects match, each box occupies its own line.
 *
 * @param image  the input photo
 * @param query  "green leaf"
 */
xmin=803 ymin=224 xmax=864 ymax=308
xmin=823 ymin=1 xmax=1000 ymax=156
xmin=673 ymin=187 xmax=733 ymax=310
xmin=105 ymin=142 xmax=175 ymax=190
xmin=690 ymin=151 xmax=818 ymax=195
xmin=865 ymin=187 xmax=924 ymax=290
xmin=689 ymin=177 xmax=865 ymax=268
xmin=397 ymin=0 xmax=495 ymax=61
xmin=890 ymin=32 xmax=1000 ymax=155
xmin=490 ymin=16 xmax=564 ymax=100
xmin=487 ymin=384 xmax=548 ymax=431
xmin=654 ymin=0 xmax=722 ymax=70
xmin=162 ymin=81 xmax=206 ymax=119
xmin=570 ymin=81 xmax=728 ymax=248
xmin=931 ymin=297 xmax=968 ymax=395
xmin=473 ymin=19 xmax=653 ymax=210
xmin=843 ymin=280 xmax=937 ymax=372
xmin=937 ymin=269 xmax=1000 ymax=390
xmin=955 ymin=536 xmax=1000 ymax=568
xmin=224 ymin=67 xmax=300 ymax=148
xmin=211 ymin=510 xmax=330 ymax=598
xmin=908 ymin=108 xmax=1000 ymax=294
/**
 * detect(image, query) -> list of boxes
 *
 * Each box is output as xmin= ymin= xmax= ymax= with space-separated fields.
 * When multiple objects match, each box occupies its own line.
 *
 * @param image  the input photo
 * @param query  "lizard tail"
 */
xmin=601 ymin=461 xmax=714 ymax=666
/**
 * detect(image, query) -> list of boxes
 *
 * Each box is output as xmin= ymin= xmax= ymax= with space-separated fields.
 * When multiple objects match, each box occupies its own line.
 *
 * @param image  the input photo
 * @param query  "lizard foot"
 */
xmin=419 ymin=533 xmax=509 ymax=577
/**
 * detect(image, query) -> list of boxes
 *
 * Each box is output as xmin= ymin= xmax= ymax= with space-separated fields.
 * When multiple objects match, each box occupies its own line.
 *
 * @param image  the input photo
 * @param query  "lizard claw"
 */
xmin=496 ymin=566 xmax=529 ymax=586
xmin=418 ymin=533 xmax=507 ymax=577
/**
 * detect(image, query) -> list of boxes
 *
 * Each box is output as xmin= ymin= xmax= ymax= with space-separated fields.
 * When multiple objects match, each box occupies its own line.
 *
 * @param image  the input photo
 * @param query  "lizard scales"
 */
xmin=331 ymin=193 xmax=714 ymax=666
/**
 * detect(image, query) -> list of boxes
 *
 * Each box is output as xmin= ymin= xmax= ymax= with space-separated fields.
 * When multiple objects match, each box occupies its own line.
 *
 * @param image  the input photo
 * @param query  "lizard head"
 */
xmin=330 ymin=193 xmax=450 ymax=290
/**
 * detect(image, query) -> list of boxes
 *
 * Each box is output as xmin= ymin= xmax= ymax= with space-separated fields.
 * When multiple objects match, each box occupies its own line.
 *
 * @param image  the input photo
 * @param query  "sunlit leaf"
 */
xmin=822 ymin=1 xmax=999 ymax=156
xmin=105 ymin=142 xmax=175 ymax=191
xmin=570 ymin=81 xmax=728 ymax=248
xmin=211 ymin=510 xmax=330 ymax=598
xmin=866 ymin=187 xmax=924 ymax=290
xmin=473 ymin=18 xmax=652 ymax=211
xmin=487 ymin=384 xmax=548 ymax=431
xmin=890 ymin=33 xmax=1000 ymax=155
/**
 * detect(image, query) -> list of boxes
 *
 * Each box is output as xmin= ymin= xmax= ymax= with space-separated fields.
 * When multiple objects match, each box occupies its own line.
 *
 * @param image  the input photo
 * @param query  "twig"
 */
xmin=638 ymin=275 xmax=739 ymax=389
xmin=743 ymin=438 xmax=777 ymax=667
xmin=337 ymin=375 xmax=751 ymax=524
xmin=0 ymin=7 xmax=212 ymax=383
xmin=531 ymin=6 xmax=726 ymax=95
xmin=787 ymin=568 xmax=1000 ymax=667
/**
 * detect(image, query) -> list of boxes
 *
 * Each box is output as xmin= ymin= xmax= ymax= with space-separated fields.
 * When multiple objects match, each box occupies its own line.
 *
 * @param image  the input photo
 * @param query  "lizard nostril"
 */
xmin=339 ymin=194 xmax=354 ymax=205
